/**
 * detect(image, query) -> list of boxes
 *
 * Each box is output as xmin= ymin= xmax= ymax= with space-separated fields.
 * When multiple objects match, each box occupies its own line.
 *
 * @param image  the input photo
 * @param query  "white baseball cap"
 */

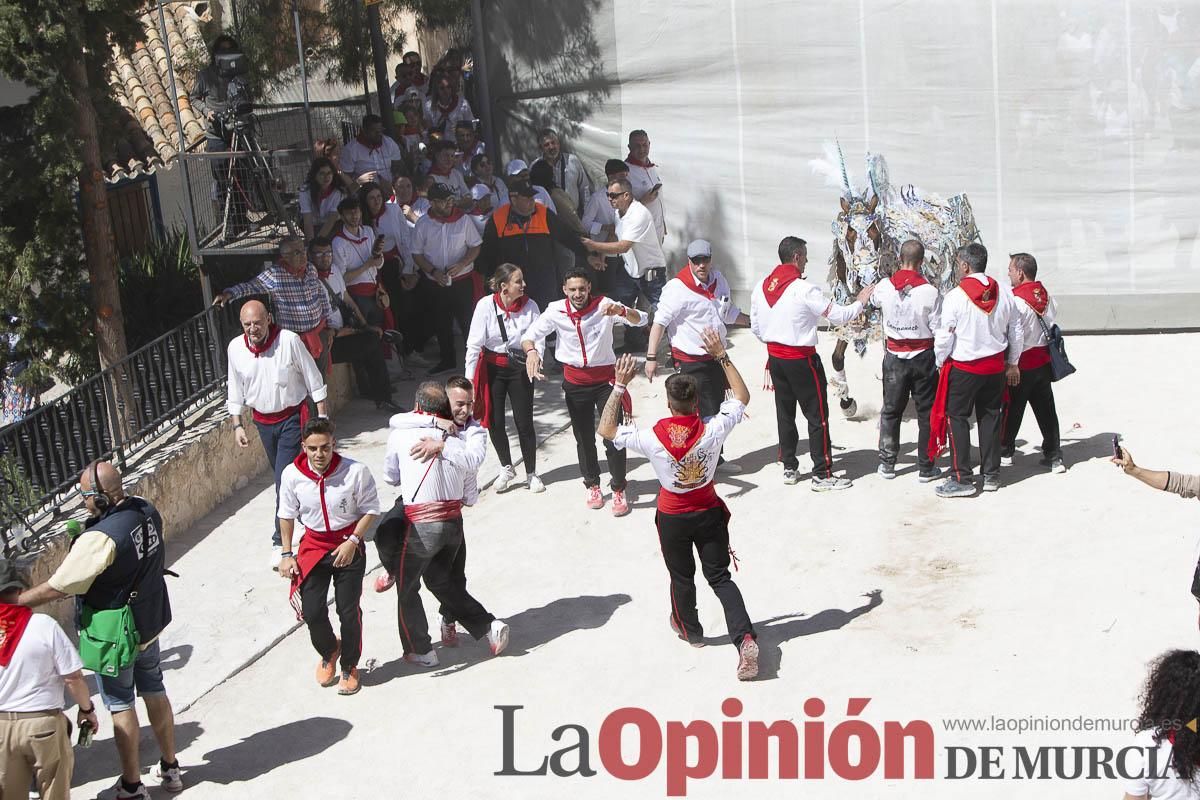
xmin=505 ymin=159 xmax=528 ymax=176
xmin=471 ymin=184 xmax=491 ymax=201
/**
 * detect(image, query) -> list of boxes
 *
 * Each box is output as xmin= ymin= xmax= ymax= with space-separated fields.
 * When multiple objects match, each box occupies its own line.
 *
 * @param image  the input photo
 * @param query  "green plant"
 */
xmin=118 ymin=229 xmax=203 ymax=350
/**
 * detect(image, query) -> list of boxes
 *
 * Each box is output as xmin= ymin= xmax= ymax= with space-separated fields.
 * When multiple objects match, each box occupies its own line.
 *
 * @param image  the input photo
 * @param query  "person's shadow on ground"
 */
xmin=362 ymin=593 xmax=632 ymax=685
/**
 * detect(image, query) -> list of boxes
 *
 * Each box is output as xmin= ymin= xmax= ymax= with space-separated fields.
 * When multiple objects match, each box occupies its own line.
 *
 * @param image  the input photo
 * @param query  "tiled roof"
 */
xmin=105 ymin=1 xmax=211 ymax=182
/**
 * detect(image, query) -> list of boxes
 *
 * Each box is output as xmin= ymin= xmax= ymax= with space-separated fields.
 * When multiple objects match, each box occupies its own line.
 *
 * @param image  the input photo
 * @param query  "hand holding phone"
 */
xmin=1112 ymin=434 xmax=1122 ymax=460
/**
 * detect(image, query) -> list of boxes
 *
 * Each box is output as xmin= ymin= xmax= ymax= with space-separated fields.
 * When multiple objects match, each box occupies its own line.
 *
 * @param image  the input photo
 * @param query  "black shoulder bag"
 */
xmin=495 ymin=300 xmax=527 ymax=366
xmin=1035 ymin=313 xmax=1076 ymax=382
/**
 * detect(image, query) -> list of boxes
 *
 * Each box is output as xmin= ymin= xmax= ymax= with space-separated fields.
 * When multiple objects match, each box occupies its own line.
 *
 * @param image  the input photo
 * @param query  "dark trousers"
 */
xmin=600 ymin=259 xmax=640 ymax=308
xmin=438 ymin=536 xmax=467 ymax=625
xmin=768 ymin=354 xmax=833 ymax=477
xmin=677 ymin=358 xmax=727 ymax=419
xmin=420 ymin=277 xmax=474 ymax=365
xmin=394 ymin=281 xmax=426 ymax=356
xmin=946 ymin=369 xmax=1006 ymax=482
xmin=254 ymin=412 xmax=302 ymax=546
xmin=331 ymin=331 xmax=392 ymax=403
xmin=350 ymin=289 xmax=385 ymax=328
xmin=487 ymin=362 xmax=537 ymax=473
xmin=395 ymin=518 xmax=494 ymax=655
xmin=1001 ymin=363 xmax=1061 ymax=459
xmin=656 ymin=506 xmax=754 ymax=648
xmin=300 ymin=548 xmax=365 ymax=672
xmin=563 ymin=380 xmax=627 ymax=490
xmin=879 ymin=350 xmax=938 ymax=469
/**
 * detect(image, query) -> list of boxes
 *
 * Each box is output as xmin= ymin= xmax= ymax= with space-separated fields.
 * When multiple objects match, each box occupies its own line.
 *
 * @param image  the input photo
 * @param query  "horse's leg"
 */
xmin=830 ymin=339 xmax=857 ymax=416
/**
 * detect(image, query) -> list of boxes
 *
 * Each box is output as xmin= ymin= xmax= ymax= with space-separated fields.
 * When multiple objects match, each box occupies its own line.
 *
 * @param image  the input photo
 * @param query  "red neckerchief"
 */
xmin=0 ymin=604 xmax=32 ymax=667
xmin=337 ymin=227 xmax=368 ymax=245
xmin=280 ymin=261 xmax=306 ymax=280
xmin=1012 ymin=280 xmax=1049 ymax=315
xmin=761 ymin=264 xmax=803 ymax=308
xmin=318 ymin=183 xmax=338 ymax=200
xmin=960 ymin=274 xmax=999 ymax=314
xmin=245 ymin=324 xmax=282 ymax=357
xmin=565 ymin=295 xmax=606 ymax=367
xmin=430 ymin=208 xmax=466 ymax=224
xmin=435 ymin=94 xmax=459 ymax=114
xmin=625 ymin=154 xmax=656 ymax=168
xmin=653 ymin=413 xmax=705 ymax=462
xmin=355 ymin=134 xmax=382 ymax=154
xmin=317 ymin=267 xmax=332 ymax=280
xmin=889 ymin=269 xmax=928 ymax=292
xmin=495 ymin=292 xmax=528 ymax=316
xmin=291 ymin=452 xmax=344 ymax=535
xmin=677 ymin=265 xmax=716 ymax=299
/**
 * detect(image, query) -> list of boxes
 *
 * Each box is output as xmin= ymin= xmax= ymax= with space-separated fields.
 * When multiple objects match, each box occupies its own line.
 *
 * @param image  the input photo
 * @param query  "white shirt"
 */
xmin=580 ymin=184 xmax=617 ymax=237
xmin=615 ymin=201 xmax=666 ymax=278
xmin=522 ymin=297 xmax=646 ymax=369
xmin=1122 ymin=731 xmax=1200 ymax=800
xmin=1010 ymin=283 xmax=1059 ymax=354
xmin=625 ymin=159 xmax=665 ymax=241
xmin=611 ymin=399 xmax=745 ymax=494
xmin=456 ymin=141 xmax=486 ymax=179
xmin=226 ymin=329 xmax=328 ymax=416
xmin=870 ymin=275 xmax=942 ymax=359
xmin=299 ymin=186 xmax=343 ymax=220
xmin=412 ymin=213 xmax=483 ymax=273
xmin=476 ymin=177 xmax=509 ymax=209
xmin=321 ymin=269 xmax=348 ymax=329
xmin=423 ymin=96 xmax=474 ymax=143
xmin=532 ymin=153 xmax=592 ymax=213
xmin=332 ymin=226 xmax=378 ymax=288
xmin=934 ymin=273 xmax=1023 ymax=367
xmin=371 ymin=204 xmax=413 ymax=273
xmin=0 ymin=615 xmax=82 ymax=712
xmin=428 ymin=168 xmax=470 ymax=199
xmin=278 ymin=455 xmax=381 ymax=532
xmin=383 ymin=413 xmax=488 ymax=504
xmin=532 ymin=185 xmax=557 ymax=213
xmin=654 ymin=268 xmax=740 ymax=355
xmin=342 ymin=135 xmax=404 ymax=184
xmin=750 ymin=274 xmax=862 ymax=348
xmin=464 ymin=295 xmax=544 ymax=379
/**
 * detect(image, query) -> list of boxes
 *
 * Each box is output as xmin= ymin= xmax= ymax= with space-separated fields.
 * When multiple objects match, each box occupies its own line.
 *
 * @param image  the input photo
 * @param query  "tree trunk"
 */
xmin=65 ymin=58 xmax=127 ymax=371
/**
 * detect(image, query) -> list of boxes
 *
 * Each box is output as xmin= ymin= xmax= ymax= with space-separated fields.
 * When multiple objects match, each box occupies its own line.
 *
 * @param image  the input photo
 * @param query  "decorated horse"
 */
xmin=810 ymin=144 xmax=982 ymax=416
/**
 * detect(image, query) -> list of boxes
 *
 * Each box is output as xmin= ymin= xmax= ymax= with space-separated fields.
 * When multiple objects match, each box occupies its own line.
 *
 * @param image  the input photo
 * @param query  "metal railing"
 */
xmin=0 ymin=303 xmax=245 ymax=553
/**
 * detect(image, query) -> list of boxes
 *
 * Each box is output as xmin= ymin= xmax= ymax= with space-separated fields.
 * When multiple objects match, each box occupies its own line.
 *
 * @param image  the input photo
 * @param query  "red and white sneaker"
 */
xmin=736 ymin=634 xmax=759 ymax=681
xmin=586 ymin=486 xmax=604 ymax=509
xmin=440 ymin=619 xmax=459 ymax=647
xmin=374 ymin=572 xmax=396 ymax=593
xmin=611 ymin=490 xmax=630 ymax=517
xmin=487 ymin=620 xmax=510 ymax=655
xmin=669 ymin=615 xmax=705 ymax=648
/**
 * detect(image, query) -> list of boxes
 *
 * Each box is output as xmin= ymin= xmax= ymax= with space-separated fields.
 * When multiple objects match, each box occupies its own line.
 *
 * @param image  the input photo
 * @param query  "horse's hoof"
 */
xmin=840 ymin=397 xmax=857 ymax=417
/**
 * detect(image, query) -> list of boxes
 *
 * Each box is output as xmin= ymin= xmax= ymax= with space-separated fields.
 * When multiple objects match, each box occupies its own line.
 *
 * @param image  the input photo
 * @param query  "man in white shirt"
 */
xmin=625 ymin=129 xmax=665 ymax=242
xmin=750 ymin=237 xmax=874 ymax=491
xmin=870 ymin=240 xmax=943 ymax=482
xmin=0 ymin=560 xmax=97 ymax=800
xmin=277 ymin=419 xmax=380 ymax=696
xmin=341 ymin=114 xmax=405 ymax=185
xmin=520 ymin=270 xmax=646 ymax=515
xmin=226 ymin=299 xmax=328 ymax=565
xmin=412 ymin=182 xmax=483 ymax=374
xmin=382 ymin=382 xmax=509 ymax=665
xmin=599 ymin=333 xmax=760 ymax=681
xmin=581 ymin=160 xmax=641 ymax=311
xmin=532 ymin=127 xmax=593 ymax=214
xmin=1000 ymin=252 xmax=1065 ymax=473
xmin=929 ymin=243 xmax=1023 ymax=498
xmin=580 ymin=176 xmax=668 ymax=353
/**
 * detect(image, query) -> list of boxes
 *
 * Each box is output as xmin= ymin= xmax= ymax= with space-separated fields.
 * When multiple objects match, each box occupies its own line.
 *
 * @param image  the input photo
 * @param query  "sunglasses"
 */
xmin=606 ymin=191 xmax=628 ymax=199
xmin=691 ymin=256 xmax=711 ymax=263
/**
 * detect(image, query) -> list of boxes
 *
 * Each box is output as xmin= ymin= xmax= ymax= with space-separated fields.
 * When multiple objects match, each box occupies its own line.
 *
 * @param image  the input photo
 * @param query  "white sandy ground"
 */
xmin=63 ymin=329 xmax=1200 ymax=800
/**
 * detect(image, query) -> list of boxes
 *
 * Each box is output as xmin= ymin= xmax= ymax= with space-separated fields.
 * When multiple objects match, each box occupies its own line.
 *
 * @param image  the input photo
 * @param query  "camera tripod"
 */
xmin=218 ymin=117 xmax=296 ymax=245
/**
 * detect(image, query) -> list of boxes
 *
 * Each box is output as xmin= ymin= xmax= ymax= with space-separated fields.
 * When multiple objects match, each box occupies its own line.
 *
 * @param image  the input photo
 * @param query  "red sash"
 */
xmin=658 ymin=482 xmax=722 ymax=514
xmin=406 ymin=500 xmax=464 ymax=523
xmin=652 ymin=413 xmax=704 ymax=461
xmin=671 ymin=347 xmax=712 ymax=363
xmin=927 ymin=352 xmax=1007 ymax=460
xmin=0 ymin=604 xmax=32 ymax=667
xmin=1018 ymin=345 xmax=1051 ymax=370
xmin=562 ymin=363 xmax=632 ymax=414
xmin=472 ymin=350 xmax=510 ymax=429
xmin=960 ymin=275 xmax=1000 ymax=314
xmin=766 ymin=343 xmax=815 ymax=360
xmin=252 ymin=402 xmax=306 ymax=427
xmin=299 ymin=320 xmax=328 ymax=362
xmin=887 ymin=337 xmax=934 ymax=353
xmin=761 ymin=264 xmax=802 ymax=308
xmin=347 ymin=282 xmax=378 ymax=297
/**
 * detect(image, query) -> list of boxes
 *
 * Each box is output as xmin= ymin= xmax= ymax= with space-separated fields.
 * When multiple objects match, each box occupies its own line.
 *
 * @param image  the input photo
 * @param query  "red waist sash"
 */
xmin=766 ymin=343 xmax=816 ymax=359
xmin=406 ymin=499 xmax=464 ymax=522
xmin=1018 ymin=345 xmax=1051 ymax=370
xmin=886 ymin=337 xmax=934 ymax=353
xmin=671 ymin=347 xmax=713 ymax=363
xmin=657 ymin=482 xmax=722 ymax=514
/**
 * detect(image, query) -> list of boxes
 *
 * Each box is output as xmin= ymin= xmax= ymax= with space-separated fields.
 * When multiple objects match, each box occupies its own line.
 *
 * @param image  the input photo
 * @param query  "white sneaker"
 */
xmin=527 ymin=474 xmax=546 ymax=493
xmin=782 ymin=469 xmax=801 ymax=485
xmin=1000 ymin=453 xmax=1014 ymax=467
xmin=156 ymin=762 xmax=184 ymax=793
xmin=404 ymin=649 xmax=439 ymax=667
xmin=269 ymin=545 xmax=283 ymax=571
xmin=494 ymin=465 xmax=518 ymax=493
xmin=98 ymin=781 xmax=151 ymax=800
xmin=812 ymin=476 xmax=852 ymax=492
xmin=488 ymin=619 xmax=510 ymax=655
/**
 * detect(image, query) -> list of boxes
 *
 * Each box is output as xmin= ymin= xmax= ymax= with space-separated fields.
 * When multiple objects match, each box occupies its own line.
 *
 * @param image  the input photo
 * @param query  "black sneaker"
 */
xmin=917 ymin=466 xmax=943 ymax=483
xmin=877 ymin=463 xmax=896 ymax=480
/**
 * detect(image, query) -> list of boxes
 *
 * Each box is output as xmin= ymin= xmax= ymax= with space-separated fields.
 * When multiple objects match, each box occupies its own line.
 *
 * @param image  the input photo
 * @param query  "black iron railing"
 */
xmin=0 ymin=303 xmax=245 ymax=553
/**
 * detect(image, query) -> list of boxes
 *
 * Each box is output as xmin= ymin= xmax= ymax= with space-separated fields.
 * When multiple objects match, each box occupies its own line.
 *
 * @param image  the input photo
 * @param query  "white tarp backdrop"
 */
xmin=480 ymin=0 xmax=1200 ymax=330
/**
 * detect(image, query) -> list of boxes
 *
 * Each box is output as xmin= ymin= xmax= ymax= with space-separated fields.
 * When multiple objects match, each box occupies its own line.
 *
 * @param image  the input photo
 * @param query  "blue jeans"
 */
xmin=255 ymin=412 xmax=302 ymax=546
xmin=98 ymin=640 xmax=167 ymax=713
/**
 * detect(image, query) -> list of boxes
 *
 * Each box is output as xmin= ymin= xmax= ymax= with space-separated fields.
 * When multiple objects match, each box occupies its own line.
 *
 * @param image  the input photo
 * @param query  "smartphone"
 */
xmin=651 ymin=183 xmax=662 ymax=193
xmin=77 ymin=720 xmax=93 ymax=748
xmin=1112 ymin=434 xmax=1121 ymax=459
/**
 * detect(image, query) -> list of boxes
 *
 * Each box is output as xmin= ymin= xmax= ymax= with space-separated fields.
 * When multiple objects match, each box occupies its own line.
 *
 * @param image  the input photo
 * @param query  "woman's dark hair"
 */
xmin=490 ymin=263 xmax=523 ymax=293
xmin=304 ymin=157 xmax=338 ymax=199
xmin=1135 ymin=649 xmax=1200 ymax=781
xmin=529 ymin=160 xmax=556 ymax=191
xmin=357 ymin=182 xmax=385 ymax=221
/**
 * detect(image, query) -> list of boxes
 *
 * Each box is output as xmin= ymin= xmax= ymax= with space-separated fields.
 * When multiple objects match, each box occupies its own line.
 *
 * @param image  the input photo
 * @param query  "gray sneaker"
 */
xmin=877 ymin=463 xmax=896 ymax=480
xmin=782 ymin=469 xmax=801 ymax=485
xmin=982 ymin=475 xmax=1001 ymax=492
xmin=812 ymin=476 xmax=852 ymax=492
xmin=936 ymin=479 xmax=977 ymax=498
xmin=917 ymin=467 xmax=943 ymax=483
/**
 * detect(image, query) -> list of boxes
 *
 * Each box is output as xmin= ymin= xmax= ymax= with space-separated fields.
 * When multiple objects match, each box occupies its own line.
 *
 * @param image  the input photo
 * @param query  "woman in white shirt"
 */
xmin=1123 ymin=649 xmax=1200 ymax=800
xmin=464 ymin=263 xmax=544 ymax=493
xmin=299 ymin=157 xmax=344 ymax=240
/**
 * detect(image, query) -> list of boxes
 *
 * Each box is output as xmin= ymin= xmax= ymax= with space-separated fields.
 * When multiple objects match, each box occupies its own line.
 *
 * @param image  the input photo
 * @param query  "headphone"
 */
xmin=89 ymin=460 xmax=112 ymax=514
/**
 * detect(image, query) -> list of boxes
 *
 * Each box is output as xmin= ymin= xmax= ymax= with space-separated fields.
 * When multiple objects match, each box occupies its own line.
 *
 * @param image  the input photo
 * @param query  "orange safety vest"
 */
xmin=492 ymin=203 xmax=550 ymax=238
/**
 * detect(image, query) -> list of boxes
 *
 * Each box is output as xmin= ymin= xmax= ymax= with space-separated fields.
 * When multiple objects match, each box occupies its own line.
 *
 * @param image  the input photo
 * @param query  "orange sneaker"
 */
xmin=316 ymin=641 xmax=341 ymax=687
xmin=337 ymin=668 xmax=361 ymax=695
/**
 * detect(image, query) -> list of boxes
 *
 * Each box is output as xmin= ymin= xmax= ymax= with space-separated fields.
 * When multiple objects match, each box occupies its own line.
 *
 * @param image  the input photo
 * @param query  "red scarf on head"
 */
xmin=677 ymin=265 xmax=716 ymax=299
xmin=430 ymin=208 xmax=466 ymax=224
xmin=960 ymin=275 xmax=1000 ymax=314
xmin=653 ymin=414 xmax=705 ymax=462
xmin=625 ymin=155 xmax=656 ymax=168
xmin=761 ymin=264 xmax=803 ymax=308
xmin=245 ymin=324 xmax=282 ymax=357
xmin=0 ymin=604 xmax=32 ymax=667
xmin=1012 ymin=281 xmax=1049 ymax=315
xmin=494 ymin=292 xmax=528 ymax=316
xmin=890 ymin=270 xmax=928 ymax=292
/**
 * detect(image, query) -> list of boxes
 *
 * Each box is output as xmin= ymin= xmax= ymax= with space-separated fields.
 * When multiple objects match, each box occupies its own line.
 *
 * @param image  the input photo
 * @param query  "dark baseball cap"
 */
xmin=604 ymin=159 xmax=629 ymax=177
xmin=427 ymin=183 xmax=455 ymax=201
xmin=510 ymin=180 xmax=536 ymax=198
xmin=0 ymin=560 xmax=26 ymax=594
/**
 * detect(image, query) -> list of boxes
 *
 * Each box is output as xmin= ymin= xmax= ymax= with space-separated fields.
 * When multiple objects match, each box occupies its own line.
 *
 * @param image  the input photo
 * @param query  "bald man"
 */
xmin=226 ymin=300 xmax=329 ymax=568
xmin=20 ymin=461 xmax=181 ymax=797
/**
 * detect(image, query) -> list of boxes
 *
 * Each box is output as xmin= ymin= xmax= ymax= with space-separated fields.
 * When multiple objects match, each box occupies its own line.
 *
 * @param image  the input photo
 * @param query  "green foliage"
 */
xmin=119 ymin=228 xmax=203 ymax=351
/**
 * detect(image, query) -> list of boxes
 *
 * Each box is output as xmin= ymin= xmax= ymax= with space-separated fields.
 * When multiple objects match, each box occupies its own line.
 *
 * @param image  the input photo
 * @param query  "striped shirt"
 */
xmin=224 ymin=263 xmax=334 ymax=334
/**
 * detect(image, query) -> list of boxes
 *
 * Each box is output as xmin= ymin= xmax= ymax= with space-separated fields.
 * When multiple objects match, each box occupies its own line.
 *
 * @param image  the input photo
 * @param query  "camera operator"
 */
xmin=189 ymin=34 xmax=254 ymax=238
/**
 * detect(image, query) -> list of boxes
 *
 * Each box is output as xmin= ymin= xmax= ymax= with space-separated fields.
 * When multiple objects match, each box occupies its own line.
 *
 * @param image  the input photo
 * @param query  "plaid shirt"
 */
xmin=226 ymin=263 xmax=334 ymax=333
